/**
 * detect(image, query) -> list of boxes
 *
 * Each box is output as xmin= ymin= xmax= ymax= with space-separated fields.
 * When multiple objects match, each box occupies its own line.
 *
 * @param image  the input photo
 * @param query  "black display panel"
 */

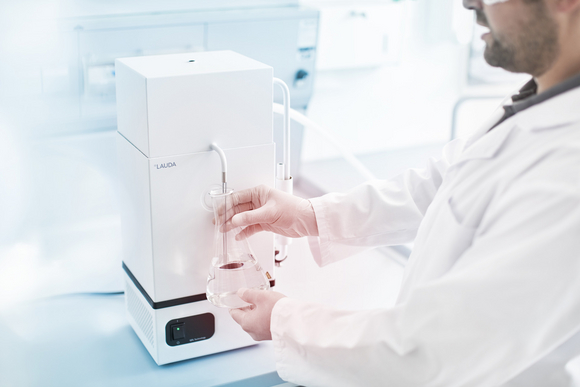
xmin=165 ymin=313 xmax=215 ymax=346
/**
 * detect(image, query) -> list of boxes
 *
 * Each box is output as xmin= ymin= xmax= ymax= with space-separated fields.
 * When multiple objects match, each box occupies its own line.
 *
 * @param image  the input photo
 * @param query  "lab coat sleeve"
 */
xmin=272 ymin=149 xmax=580 ymax=387
xmin=307 ymin=138 xmax=466 ymax=266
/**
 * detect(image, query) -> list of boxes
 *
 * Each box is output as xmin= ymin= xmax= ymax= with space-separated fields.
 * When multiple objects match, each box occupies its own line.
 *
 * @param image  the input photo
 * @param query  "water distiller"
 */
xmin=116 ymin=51 xmax=280 ymax=365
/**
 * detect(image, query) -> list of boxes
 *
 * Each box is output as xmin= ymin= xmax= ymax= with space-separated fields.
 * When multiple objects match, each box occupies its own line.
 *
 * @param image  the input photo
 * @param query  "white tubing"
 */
xmin=272 ymin=80 xmax=293 ymax=266
xmin=210 ymin=143 xmax=228 ymax=192
xmin=273 ymin=78 xmax=291 ymax=180
xmin=273 ymin=103 xmax=377 ymax=181
xmin=276 ymin=174 xmax=293 ymax=194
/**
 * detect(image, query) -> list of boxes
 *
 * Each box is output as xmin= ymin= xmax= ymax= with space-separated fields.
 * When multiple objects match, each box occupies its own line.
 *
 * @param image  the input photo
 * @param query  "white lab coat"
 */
xmin=270 ymin=85 xmax=580 ymax=387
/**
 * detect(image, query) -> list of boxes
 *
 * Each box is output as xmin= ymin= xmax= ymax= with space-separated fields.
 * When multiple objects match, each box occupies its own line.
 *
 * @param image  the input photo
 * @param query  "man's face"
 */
xmin=463 ymin=0 xmax=560 ymax=76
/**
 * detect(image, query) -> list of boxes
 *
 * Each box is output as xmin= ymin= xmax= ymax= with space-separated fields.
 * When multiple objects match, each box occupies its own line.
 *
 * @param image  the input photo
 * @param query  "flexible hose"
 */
xmin=273 ymin=78 xmax=291 ymax=180
xmin=210 ymin=143 xmax=227 ymax=193
xmin=273 ymin=103 xmax=377 ymax=181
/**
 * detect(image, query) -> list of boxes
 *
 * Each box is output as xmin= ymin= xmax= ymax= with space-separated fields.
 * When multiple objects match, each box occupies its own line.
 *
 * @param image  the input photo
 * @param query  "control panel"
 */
xmin=165 ymin=313 xmax=215 ymax=346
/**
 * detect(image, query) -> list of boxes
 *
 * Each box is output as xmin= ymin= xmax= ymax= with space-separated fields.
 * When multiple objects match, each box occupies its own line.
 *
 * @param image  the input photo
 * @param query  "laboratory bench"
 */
xmin=0 ymin=237 xmax=405 ymax=387
xmin=299 ymin=142 xmax=446 ymax=195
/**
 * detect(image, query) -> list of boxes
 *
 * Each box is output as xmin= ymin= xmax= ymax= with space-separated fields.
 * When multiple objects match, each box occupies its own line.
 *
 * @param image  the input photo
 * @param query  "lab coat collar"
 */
xmin=515 ymin=86 xmax=580 ymax=131
xmin=463 ymin=107 xmax=507 ymax=150
xmin=457 ymin=85 xmax=580 ymax=165
xmin=456 ymin=118 xmax=517 ymax=164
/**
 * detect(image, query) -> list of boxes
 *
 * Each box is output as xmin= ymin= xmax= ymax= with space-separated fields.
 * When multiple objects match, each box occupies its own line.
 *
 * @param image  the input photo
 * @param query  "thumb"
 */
xmin=237 ymin=287 xmax=261 ymax=305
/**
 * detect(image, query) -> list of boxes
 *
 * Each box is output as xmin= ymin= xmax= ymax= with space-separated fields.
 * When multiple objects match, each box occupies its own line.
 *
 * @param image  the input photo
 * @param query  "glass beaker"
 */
xmin=206 ymin=188 xmax=270 ymax=308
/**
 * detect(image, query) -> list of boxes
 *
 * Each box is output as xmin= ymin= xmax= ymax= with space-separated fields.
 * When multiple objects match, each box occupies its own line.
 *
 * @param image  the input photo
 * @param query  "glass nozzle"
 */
xmin=206 ymin=188 xmax=270 ymax=308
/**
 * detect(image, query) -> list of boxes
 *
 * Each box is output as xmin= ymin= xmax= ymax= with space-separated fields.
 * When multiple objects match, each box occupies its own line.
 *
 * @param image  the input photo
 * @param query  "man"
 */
xmin=225 ymin=0 xmax=580 ymax=385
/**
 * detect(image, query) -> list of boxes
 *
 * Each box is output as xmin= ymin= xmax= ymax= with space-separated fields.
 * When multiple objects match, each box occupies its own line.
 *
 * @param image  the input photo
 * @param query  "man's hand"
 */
xmin=229 ymin=288 xmax=287 ymax=341
xmin=214 ymin=185 xmax=319 ymax=240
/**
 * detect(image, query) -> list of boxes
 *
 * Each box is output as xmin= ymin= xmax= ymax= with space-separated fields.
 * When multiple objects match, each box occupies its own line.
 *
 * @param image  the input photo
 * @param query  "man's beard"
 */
xmin=476 ymin=6 xmax=559 ymax=76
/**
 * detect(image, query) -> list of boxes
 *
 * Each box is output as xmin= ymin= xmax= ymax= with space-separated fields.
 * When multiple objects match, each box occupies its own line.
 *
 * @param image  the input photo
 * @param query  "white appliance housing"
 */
xmin=116 ymin=51 xmax=276 ymax=365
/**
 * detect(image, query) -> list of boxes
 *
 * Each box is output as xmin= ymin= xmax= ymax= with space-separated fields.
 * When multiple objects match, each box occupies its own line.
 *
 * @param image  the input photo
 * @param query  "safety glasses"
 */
xmin=482 ymin=0 xmax=510 ymax=4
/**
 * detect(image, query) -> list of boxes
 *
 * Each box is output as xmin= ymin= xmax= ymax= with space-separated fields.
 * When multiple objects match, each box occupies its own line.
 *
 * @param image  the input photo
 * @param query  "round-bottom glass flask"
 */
xmin=206 ymin=188 xmax=270 ymax=308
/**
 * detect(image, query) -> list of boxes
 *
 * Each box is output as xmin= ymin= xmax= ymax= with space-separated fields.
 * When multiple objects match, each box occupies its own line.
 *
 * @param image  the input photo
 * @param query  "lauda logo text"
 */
xmin=154 ymin=162 xmax=176 ymax=169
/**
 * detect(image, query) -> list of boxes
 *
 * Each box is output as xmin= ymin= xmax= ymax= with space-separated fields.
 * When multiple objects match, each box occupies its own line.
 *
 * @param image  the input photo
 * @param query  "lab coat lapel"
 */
xmin=463 ymin=107 xmax=506 ymax=148
xmin=453 ymin=116 xmax=517 ymax=166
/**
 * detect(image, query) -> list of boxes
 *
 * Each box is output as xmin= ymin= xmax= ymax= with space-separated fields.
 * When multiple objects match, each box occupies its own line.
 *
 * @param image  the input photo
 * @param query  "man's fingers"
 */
xmin=218 ymin=202 xmax=256 ymax=232
xmin=229 ymin=308 xmax=245 ymax=326
xmin=230 ymin=188 xmax=256 ymax=207
xmin=215 ymin=202 xmax=254 ymax=226
xmin=235 ymin=224 xmax=265 ymax=240
xmin=231 ymin=204 xmax=276 ymax=229
xmin=214 ymin=185 xmax=273 ymax=230
xmin=237 ymin=288 xmax=262 ymax=305
xmin=217 ymin=185 xmax=271 ymax=216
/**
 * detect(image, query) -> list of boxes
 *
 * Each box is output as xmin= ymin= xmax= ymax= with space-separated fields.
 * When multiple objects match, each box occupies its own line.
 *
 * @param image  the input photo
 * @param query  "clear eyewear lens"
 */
xmin=482 ymin=0 xmax=510 ymax=4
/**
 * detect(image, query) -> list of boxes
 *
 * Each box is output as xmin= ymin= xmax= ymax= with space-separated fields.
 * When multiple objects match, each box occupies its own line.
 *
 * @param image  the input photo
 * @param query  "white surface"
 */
xmin=0 ymin=131 xmax=124 ymax=310
xmin=117 ymin=134 xmax=155 ymax=296
xmin=0 ymin=237 xmax=404 ymax=387
xmin=302 ymin=43 xmax=462 ymax=162
xmin=118 ymin=135 xmax=276 ymax=302
xmin=0 ymin=294 xmax=282 ymax=387
xmin=119 ymin=51 xmax=272 ymax=79
xmin=276 ymin=237 xmax=404 ymax=310
xmin=115 ymin=59 xmax=150 ymax=155
xmin=300 ymin=0 xmax=460 ymax=162
xmin=116 ymin=49 xmax=277 ymax=308
xmin=300 ymin=142 xmax=446 ymax=194
xmin=149 ymin=144 xmax=276 ymax=301
xmin=313 ymin=2 xmax=407 ymax=70
xmin=116 ymin=51 xmax=273 ymax=158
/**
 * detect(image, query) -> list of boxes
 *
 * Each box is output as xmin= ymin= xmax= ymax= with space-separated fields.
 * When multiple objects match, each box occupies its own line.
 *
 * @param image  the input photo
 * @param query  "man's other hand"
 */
xmin=229 ymin=288 xmax=287 ymax=341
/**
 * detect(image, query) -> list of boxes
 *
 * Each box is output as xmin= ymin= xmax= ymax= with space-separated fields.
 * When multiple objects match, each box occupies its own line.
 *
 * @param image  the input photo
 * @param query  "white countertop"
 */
xmin=0 ymin=238 xmax=405 ymax=387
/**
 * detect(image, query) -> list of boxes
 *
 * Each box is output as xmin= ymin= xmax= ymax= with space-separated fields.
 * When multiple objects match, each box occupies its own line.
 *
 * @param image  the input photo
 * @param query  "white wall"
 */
xmin=300 ymin=0 xmax=468 ymax=162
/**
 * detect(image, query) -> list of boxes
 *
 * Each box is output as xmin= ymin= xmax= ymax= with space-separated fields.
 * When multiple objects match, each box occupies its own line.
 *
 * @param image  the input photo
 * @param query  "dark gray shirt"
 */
xmin=490 ymin=72 xmax=580 ymax=131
